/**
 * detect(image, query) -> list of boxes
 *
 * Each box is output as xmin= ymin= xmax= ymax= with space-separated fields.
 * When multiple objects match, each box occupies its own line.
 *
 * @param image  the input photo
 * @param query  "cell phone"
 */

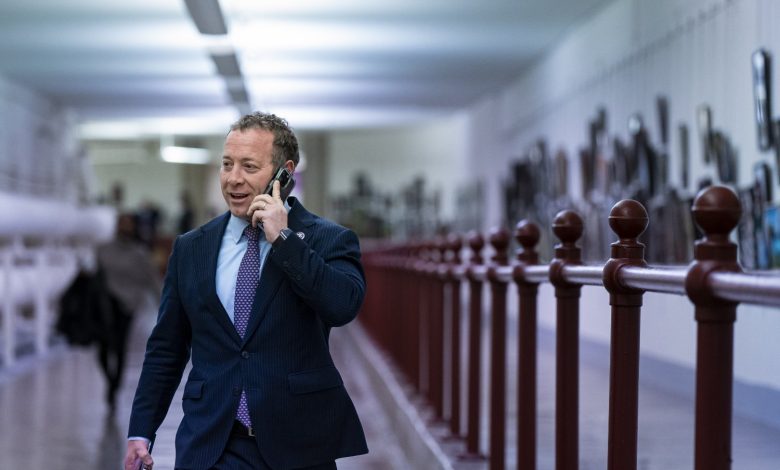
xmin=264 ymin=166 xmax=295 ymax=201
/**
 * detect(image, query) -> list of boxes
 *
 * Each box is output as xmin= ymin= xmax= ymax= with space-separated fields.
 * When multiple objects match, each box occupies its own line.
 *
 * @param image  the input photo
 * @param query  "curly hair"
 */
xmin=229 ymin=112 xmax=300 ymax=168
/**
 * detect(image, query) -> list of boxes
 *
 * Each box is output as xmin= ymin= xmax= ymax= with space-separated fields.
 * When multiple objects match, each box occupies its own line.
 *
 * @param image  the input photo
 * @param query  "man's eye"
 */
xmin=222 ymin=162 xmax=233 ymax=169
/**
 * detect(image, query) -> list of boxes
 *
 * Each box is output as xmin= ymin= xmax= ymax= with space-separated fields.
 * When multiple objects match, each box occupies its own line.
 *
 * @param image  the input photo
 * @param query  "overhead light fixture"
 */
xmin=228 ymin=84 xmax=249 ymax=105
xmin=210 ymin=51 xmax=242 ymax=77
xmin=236 ymin=103 xmax=251 ymax=115
xmin=184 ymin=0 xmax=228 ymax=35
xmin=161 ymin=145 xmax=211 ymax=165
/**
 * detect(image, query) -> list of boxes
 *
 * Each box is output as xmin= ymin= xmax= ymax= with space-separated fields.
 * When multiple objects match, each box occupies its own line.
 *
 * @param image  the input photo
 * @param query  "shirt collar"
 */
xmin=226 ymin=200 xmax=292 ymax=245
xmin=226 ymin=215 xmax=251 ymax=245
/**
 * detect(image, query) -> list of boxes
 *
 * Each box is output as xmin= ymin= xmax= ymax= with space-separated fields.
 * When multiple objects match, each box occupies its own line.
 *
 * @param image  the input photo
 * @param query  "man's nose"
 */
xmin=227 ymin=168 xmax=244 ymax=185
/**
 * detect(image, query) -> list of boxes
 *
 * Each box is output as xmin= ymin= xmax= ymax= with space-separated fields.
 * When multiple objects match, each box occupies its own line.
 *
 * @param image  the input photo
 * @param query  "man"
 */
xmin=124 ymin=112 xmax=368 ymax=470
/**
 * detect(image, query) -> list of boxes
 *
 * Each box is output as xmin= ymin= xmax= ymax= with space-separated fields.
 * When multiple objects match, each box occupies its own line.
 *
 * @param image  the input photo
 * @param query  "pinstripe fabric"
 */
xmin=128 ymin=197 xmax=367 ymax=470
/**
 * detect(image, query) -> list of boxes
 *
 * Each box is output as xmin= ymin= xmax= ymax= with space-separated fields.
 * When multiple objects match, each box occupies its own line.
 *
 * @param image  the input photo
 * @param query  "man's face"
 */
xmin=220 ymin=128 xmax=276 ymax=220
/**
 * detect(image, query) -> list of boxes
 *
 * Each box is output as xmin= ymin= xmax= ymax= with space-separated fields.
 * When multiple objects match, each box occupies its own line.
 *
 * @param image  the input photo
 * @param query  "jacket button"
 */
xmin=241 ymin=351 xmax=249 ymax=359
xmin=233 ymin=387 xmax=240 ymax=396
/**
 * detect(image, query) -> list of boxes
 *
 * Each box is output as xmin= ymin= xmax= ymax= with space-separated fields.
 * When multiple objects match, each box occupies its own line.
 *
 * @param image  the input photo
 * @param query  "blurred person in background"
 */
xmin=96 ymin=212 xmax=161 ymax=411
xmin=136 ymin=200 xmax=162 ymax=249
xmin=178 ymin=190 xmax=195 ymax=234
xmin=124 ymin=112 xmax=367 ymax=470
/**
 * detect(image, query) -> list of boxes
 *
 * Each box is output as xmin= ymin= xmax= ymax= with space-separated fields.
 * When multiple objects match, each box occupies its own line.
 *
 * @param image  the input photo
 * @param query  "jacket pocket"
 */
xmin=183 ymin=380 xmax=204 ymax=399
xmin=288 ymin=366 xmax=343 ymax=394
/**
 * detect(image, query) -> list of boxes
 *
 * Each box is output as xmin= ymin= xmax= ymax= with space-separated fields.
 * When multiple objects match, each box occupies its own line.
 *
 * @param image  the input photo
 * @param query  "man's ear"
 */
xmin=284 ymin=160 xmax=295 ymax=174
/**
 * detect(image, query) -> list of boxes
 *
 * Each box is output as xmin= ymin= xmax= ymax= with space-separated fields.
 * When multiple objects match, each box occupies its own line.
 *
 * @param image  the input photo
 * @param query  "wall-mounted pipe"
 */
xmin=0 ymin=191 xmax=115 ymax=241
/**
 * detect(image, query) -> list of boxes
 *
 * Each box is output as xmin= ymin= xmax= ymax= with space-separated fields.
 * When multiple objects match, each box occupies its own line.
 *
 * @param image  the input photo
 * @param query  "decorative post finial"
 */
xmin=515 ymin=220 xmax=540 ymax=265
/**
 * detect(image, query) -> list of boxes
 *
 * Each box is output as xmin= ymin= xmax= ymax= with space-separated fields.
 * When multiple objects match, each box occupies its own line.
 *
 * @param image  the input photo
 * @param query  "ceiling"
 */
xmin=0 ymin=0 xmax=614 ymax=138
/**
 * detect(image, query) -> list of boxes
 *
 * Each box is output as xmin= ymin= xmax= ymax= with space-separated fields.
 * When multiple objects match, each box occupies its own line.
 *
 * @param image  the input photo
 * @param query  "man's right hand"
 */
xmin=124 ymin=440 xmax=154 ymax=470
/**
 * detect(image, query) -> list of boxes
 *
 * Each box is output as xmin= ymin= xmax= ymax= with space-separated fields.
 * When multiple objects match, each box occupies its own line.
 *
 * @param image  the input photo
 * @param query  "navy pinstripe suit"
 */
xmin=128 ymin=198 xmax=368 ymax=469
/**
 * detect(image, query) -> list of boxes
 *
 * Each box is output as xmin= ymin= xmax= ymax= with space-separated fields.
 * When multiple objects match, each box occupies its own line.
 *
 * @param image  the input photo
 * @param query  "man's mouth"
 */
xmin=229 ymin=192 xmax=249 ymax=201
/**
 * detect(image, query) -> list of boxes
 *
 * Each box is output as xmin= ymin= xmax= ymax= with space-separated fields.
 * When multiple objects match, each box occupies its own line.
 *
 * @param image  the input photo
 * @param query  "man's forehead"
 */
xmin=223 ymin=129 xmax=274 ymax=157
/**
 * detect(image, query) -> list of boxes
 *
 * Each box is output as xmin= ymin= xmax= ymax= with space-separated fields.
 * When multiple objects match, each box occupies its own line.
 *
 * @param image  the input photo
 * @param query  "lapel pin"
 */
xmin=296 ymin=232 xmax=305 ymax=239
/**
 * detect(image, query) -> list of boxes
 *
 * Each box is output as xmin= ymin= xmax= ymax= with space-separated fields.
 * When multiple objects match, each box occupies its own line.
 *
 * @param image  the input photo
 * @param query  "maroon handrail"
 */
xmin=549 ymin=210 xmax=584 ymax=470
xmin=513 ymin=220 xmax=541 ymax=470
xmin=430 ymin=239 xmax=446 ymax=420
xmin=686 ymin=186 xmax=742 ymax=470
xmin=488 ymin=228 xmax=510 ymax=470
xmin=447 ymin=234 xmax=464 ymax=437
xmin=462 ymin=232 xmax=486 ymax=459
xmin=603 ymin=200 xmax=648 ymax=470
xmin=357 ymin=185 xmax=780 ymax=470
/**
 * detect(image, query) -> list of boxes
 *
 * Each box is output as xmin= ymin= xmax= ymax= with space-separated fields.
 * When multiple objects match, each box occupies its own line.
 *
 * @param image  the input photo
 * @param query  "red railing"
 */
xmin=359 ymin=185 xmax=780 ymax=470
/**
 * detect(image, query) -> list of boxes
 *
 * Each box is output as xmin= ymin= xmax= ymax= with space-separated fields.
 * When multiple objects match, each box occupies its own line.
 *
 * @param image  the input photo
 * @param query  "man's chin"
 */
xmin=228 ymin=206 xmax=250 ymax=220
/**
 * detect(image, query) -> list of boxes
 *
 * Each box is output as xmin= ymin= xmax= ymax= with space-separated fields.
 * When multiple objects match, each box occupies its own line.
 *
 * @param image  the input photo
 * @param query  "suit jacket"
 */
xmin=128 ymin=198 xmax=368 ymax=470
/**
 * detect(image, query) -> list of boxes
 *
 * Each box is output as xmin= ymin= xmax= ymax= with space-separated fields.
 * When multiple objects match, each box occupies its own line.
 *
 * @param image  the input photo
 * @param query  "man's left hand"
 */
xmin=247 ymin=180 xmax=288 ymax=243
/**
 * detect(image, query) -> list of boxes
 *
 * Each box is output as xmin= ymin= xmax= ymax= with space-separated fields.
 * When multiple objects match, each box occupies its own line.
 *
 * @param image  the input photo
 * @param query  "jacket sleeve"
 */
xmin=269 ymin=227 xmax=365 ymax=327
xmin=127 ymin=237 xmax=192 ymax=441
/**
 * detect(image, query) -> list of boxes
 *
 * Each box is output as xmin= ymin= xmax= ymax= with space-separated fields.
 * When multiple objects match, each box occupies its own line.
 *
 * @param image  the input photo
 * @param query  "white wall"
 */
xmin=467 ymin=0 xmax=780 ymax=391
xmin=0 ymin=76 xmax=84 ymax=201
xmin=327 ymin=113 xmax=470 ymax=222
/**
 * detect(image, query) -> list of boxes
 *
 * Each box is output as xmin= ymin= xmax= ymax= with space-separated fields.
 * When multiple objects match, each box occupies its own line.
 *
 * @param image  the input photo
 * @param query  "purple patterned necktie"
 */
xmin=234 ymin=225 xmax=260 ymax=429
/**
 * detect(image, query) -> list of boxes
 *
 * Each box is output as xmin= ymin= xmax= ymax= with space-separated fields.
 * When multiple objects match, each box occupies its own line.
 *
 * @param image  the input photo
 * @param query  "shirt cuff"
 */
xmin=128 ymin=436 xmax=151 ymax=446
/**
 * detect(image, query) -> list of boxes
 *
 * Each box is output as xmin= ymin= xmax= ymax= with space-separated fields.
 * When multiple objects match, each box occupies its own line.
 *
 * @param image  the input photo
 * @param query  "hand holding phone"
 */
xmin=248 ymin=166 xmax=295 ymax=230
xmin=264 ymin=166 xmax=295 ymax=201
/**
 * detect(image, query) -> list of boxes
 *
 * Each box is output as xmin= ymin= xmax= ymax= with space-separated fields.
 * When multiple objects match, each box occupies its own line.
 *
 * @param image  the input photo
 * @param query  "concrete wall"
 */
xmin=465 ymin=0 xmax=780 ymax=395
xmin=327 ymin=113 xmax=471 ymax=223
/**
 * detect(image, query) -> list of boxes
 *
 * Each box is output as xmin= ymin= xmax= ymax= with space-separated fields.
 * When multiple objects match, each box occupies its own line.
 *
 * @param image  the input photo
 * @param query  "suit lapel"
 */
xmin=241 ymin=256 xmax=284 ymax=345
xmin=194 ymin=213 xmax=242 ymax=346
xmin=241 ymin=198 xmax=316 ymax=345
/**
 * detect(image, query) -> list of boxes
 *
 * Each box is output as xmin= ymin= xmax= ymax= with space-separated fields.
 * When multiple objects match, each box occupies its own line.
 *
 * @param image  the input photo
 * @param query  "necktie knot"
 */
xmin=243 ymin=225 xmax=260 ymax=243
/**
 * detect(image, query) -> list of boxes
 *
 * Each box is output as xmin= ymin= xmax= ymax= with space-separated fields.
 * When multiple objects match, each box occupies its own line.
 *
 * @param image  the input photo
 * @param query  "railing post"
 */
xmin=488 ymin=228 xmax=510 ymax=470
xmin=431 ymin=237 xmax=447 ymax=420
xmin=549 ymin=210 xmax=584 ymax=470
xmin=396 ymin=247 xmax=412 ymax=381
xmin=460 ymin=231 xmax=486 ymax=459
xmin=513 ymin=220 xmax=541 ymax=470
xmin=34 ymin=250 xmax=50 ymax=355
xmin=685 ymin=186 xmax=742 ymax=470
xmin=447 ymin=234 xmax=464 ymax=438
xmin=407 ymin=244 xmax=423 ymax=392
xmin=420 ymin=242 xmax=433 ymax=397
xmin=603 ymin=200 xmax=649 ymax=470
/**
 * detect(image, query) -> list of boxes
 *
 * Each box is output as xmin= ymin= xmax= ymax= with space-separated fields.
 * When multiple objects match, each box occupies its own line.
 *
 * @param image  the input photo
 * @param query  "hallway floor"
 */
xmin=0 ymin=309 xmax=408 ymax=470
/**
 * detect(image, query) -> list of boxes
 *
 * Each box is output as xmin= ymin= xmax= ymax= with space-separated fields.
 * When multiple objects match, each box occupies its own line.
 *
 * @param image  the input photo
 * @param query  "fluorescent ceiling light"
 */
xmin=211 ymin=51 xmax=242 ymax=77
xmin=161 ymin=145 xmax=211 ymax=164
xmin=228 ymin=85 xmax=249 ymax=105
xmin=184 ymin=0 xmax=228 ymax=35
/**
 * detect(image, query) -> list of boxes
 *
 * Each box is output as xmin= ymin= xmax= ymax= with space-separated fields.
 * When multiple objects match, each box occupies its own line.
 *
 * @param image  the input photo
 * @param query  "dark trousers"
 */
xmin=204 ymin=428 xmax=337 ymax=470
xmin=96 ymin=295 xmax=132 ymax=409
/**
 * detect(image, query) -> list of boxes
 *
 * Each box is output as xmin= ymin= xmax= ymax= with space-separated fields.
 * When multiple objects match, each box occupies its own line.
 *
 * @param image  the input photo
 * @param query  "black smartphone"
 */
xmin=263 ymin=166 xmax=295 ymax=201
